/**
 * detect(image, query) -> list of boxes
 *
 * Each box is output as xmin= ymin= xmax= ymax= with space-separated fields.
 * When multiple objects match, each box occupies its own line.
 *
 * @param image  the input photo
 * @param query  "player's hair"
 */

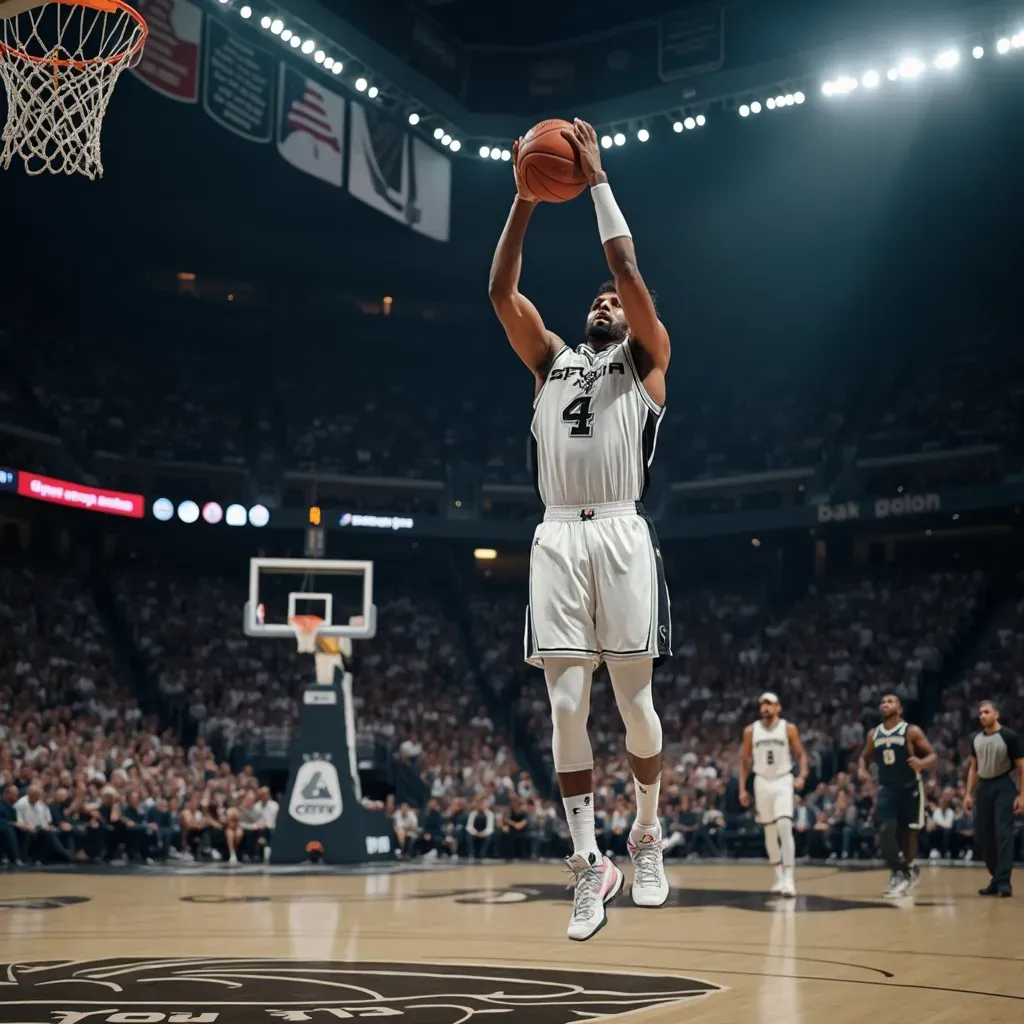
xmin=880 ymin=691 xmax=902 ymax=706
xmin=979 ymin=699 xmax=999 ymax=714
xmin=594 ymin=279 xmax=659 ymax=314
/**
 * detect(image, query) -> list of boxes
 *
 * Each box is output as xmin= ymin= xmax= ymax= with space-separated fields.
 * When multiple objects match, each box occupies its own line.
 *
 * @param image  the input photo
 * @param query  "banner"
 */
xmin=348 ymin=103 xmax=451 ymax=243
xmin=132 ymin=0 xmax=202 ymax=102
xmin=203 ymin=18 xmax=275 ymax=142
xmin=17 ymin=472 xmax=145 ymax=518
xmin=277 ymin=65 xmax=345 ymax=187
xmin=659 ymin=4 xmax=725 ymax=80
xmin=817 ymin=493 xmax=941 ymax=523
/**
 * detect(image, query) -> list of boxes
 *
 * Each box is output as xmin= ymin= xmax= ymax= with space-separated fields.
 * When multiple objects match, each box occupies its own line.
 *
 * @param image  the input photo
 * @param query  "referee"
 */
xmin=964 ymin=700 xmax=1024 ymax=897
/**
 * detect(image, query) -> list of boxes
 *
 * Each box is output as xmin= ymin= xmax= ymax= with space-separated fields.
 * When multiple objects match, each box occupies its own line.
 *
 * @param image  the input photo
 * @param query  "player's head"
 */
xmin=978 ymin=699 xmax=1000 ymax=728
xmin=879 ymin=692 xmax=902 ymax=722
xmin=585 ymin=279 xmax=644 ymax=347
xmin=758 ymin=691 xmax=781 ymax=723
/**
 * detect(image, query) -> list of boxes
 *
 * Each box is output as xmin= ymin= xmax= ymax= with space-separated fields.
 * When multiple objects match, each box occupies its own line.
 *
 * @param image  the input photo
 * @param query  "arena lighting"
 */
xmin=766 ymin=96 xmax=777 ymax=107
xmin=934 ymin=48 xmax=960 ymax=69
xmin=862 ymin=69 xmax=880 ymax=88
xmin=696 ymin=114 xmax=706 ymax=125
xmin=248 ymin=504 xmax=270 ymax=528
xmin=239 ymin=5 xmax=251 ymax=18
xmin=684 ymin=116 xmax=697 ymax=129
xmin=202 ymin=502 xmax=224 ymax=525
xmin=323 ymin=56 xmax=334 ymax=69
xmin=289 ymin=36 xmax=301 ymax=48
xmin=368 ymin=86 xmax=379 ymax=98
xmin=887 ymin=67 xmax=899 ymax=80
xmin=899 ymin=56 xmax=925 ymax=77
xmin=177 ymin=500 xmax=200 ymax=525
xmin=750 ymin=101 xmax=762 ymax=113
xmin=973 ymin=45 xmax=985 ymax=58
xmin=637 ymin=128 xmax=650 ymax=141
xmin=225 ymin=504 xmax=247 ymax=527
xmin=441 ymin=133 xmax=452 ymax=145
xmin=832 ymin=75 xmax=858 ymax=94
xmin=269 ymin=18 xmax=282 ymax=33
xmin=449 ymin=139 xmax=461 ymax=152
xmin=331 ymin=62 xmax=342 ymax=75
xmin=672 ymin=120 xmax=683 ymax=131
xmin=1013 ymin=32 xmax=1024 ymax=48
xmin=479 ymin=145 xmax=490 ymax=158
xmin=433 ymin=127 xmax=444 ymax=140
xmin=301 ymin=39 xmax=315 ymax=55
xmin=793 ymin=92 xmax=805 ymax=104
xmin=314 ymin=50 xmax=325 ymax=63
xmin=600 ymin=134 xmax=613 ymax=147
xmin=280 ymin=28 xmax=292 ymax=41
xmin=474 ymin=548 xmax=498 ymax=560
xmin=997 ymin=37 xmax=1011 ymax=53
xmin=355 ymin=77 xmax=368 ymax=91
xmin=613 ymin=132 xmax=626 ymax=145
xmin=784 ymin=93 xmax=794 ymax=105
xmin=739 ymin=104 xmax=750 ymax=117
xmin=500 ymin=149 xmax=511 ymax=161
xmin=260 ymin=15 xmax=271 ymax=28
xmin=490 ymin=146 xmax=501 ymax=159
xmin=775 ymin=94 xmax=786 ymax=106
xmin=152 ymin=498 xmax=173 ymax=522
xmin=408 ymin=112 xmax=420 ymax=125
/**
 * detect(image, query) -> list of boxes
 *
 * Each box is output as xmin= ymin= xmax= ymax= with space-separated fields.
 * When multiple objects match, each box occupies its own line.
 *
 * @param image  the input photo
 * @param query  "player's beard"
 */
xmin=586 ymin=318 xmax=628 ymax=346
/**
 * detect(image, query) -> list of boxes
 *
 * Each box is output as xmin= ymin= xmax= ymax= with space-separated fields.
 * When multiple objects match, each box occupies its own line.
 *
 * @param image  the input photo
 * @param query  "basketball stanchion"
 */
xmin=0 ymin=0 xmax=147 ymax=178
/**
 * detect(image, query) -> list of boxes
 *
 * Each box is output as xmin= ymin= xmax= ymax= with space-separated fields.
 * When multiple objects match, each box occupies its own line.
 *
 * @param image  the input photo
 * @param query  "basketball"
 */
xmin=516 ymin=119 xmax=588 ymax=203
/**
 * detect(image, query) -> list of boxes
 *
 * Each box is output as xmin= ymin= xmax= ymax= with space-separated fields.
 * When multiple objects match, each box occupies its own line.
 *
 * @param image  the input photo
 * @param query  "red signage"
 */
xmin=17 ymin=472 xmax=145 ymax=519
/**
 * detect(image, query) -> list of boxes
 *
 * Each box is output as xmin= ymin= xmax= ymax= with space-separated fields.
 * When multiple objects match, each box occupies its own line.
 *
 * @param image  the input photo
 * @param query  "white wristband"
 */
xmin=591 ymin=182 xmax=631 ymax=244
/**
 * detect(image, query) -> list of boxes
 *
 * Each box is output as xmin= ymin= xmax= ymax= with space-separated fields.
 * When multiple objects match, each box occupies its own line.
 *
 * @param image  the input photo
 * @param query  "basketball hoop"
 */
xmin=288 ymin=614 xmax=324 ymax=654
xmin=0 ymin=0 xmax=148 ymax=178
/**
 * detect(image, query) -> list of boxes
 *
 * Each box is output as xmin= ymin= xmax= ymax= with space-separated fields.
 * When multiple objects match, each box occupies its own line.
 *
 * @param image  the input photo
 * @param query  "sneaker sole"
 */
xmin=631 ymin=879 xmax=670 ymax=907
xmin=568 ymin=866 xmax=624 ymax=942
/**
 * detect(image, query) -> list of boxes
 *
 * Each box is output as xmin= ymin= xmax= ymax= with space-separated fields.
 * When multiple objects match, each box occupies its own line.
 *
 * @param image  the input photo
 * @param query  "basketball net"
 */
xmin=0 ymin=0 xmax=147 ymax=178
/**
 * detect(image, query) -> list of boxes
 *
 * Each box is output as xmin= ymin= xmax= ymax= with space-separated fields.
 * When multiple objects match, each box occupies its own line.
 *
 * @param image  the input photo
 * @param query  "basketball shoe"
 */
xmin=627 ymin=827 xmax=670 ymax=907
xmin=770 ymin=864 xmax=786 ymax=894
xmin=566 ymin=853 xmax=623 ymax=941
xmin=779 ymin=868 xmax=796 ymax=898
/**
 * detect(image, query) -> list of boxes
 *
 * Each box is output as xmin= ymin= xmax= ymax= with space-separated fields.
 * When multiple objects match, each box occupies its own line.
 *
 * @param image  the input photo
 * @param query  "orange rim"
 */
xmin=289 ymin=614 xmax=325 ymax=633
xmin=0 ymin=0 xmax=148 ymax=69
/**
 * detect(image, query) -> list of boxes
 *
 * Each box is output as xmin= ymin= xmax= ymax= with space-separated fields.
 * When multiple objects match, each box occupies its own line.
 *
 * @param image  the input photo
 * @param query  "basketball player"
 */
xmin=739 ymin=692 xmax=807 ymax=897
xmin=488 ymin=118 xmax=671 ymax=941
xmin=859 ymin=693 xmax=937 ymax=897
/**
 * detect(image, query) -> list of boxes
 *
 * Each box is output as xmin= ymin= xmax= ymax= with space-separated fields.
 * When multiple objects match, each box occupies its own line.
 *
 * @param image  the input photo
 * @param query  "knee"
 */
xmin=549 ymin=687 xmax=586 ymax=729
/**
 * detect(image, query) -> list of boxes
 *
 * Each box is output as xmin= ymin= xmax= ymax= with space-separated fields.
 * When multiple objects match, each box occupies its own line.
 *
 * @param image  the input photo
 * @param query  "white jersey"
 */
xmin=531 ymin=340 xmax=663 ymax=508
xmin=751 ymin=718 xmax=793 ymax=779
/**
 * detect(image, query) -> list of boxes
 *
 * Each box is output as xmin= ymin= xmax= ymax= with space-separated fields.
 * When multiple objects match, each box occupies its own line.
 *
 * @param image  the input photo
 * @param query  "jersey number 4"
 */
xmin=562 ymin=396 xmax=595 ymax=437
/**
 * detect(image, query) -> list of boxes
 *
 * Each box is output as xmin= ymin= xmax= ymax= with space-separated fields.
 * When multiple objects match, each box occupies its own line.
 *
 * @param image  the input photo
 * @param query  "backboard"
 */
xmin=243 ymin=557 xmax=377 ymax=642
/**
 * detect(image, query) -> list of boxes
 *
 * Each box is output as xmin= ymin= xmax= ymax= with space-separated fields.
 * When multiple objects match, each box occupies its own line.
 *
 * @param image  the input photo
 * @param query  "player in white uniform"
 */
xmin=489 ymin=119 xmax=671 ymax=941
xmin=740 ymin=692 xmax=808 ymax=897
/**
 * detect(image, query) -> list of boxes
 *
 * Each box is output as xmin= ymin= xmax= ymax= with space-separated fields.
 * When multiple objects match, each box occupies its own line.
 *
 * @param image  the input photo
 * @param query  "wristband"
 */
xmin=591 ymin=181 xmax=631 ymax=244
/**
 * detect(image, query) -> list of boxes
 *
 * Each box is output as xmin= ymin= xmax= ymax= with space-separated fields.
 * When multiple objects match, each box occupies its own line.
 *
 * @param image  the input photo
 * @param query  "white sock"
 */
xmin=632 ymin=774 xmax=661 ymax=828
xmin=563 ymin=793 xmax=600 ymax=864
xmin=777 ymin=817 xmax=795 ymax=871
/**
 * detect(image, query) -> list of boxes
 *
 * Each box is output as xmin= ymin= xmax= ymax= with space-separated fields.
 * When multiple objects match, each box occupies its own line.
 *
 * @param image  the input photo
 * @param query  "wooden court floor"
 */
xmin=2 ymin=862 xmax=1022 ymax=1023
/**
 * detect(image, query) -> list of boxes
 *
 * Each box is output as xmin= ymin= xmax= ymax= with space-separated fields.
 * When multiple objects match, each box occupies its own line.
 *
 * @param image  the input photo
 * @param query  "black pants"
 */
xmin=975 ymin=775 xmax=1016 ymax=887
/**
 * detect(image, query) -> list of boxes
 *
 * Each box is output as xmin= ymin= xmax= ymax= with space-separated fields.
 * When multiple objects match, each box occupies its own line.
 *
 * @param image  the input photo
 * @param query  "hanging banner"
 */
xmin=203 ymin=18 xmax=275 ymax=142
xmin=132 ymin=0 xmax=202 ymax=102
xmin=277 ymin=65 xmax=345 ymax=187
xmin=658 ymin=3 xmax=725 ymax=80
xmin=348 ymin=103 xmax=451 ymax=243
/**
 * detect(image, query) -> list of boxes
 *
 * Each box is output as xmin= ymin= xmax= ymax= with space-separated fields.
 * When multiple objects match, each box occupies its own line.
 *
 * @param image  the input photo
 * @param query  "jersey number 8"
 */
xmin=562 ymin=396 xmax=595 ymax=437
xmin=882 ymin=749 xmax=896 ymax=765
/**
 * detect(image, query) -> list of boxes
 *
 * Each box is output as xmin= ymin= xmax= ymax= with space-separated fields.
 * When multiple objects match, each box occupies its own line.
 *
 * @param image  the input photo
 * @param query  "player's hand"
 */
xmin=560 ymin=118 xmax=604 ymax=185
xmin=739 ymin=790 xmax=751 ymax=808
xmin=511 ymin=139 xmax=537 ymax=203
xmin=963 ymin=794 xmax=974 ymax=813
xmin=858 ymin=766 xmax=871 ymax=785
xmin=907 ymin=756 xmax=925 ymax=771
xmin=794 ymin=775 xmax=806 ymax=792
xmin=1014 ymin=794 xmax=1024 ymax=817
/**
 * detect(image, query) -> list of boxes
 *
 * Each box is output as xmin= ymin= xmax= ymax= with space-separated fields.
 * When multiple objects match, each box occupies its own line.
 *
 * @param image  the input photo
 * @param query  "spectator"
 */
xmin=14 ymin=785 xmax=71 ymax=863
xmin=466 ymin=797 xmax=495 ymax=859
xmin=1 ymin=784 xmax=23 ymax=865
xmin=392 ymin=801 xmax=418 ymax=858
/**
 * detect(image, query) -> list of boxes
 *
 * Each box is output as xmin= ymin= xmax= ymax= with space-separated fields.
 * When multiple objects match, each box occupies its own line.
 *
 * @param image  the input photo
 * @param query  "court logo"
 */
xmin=0 ymin=896 xmax=89 ymax=912
xmin=289 ymin=753 xmax=342 ymax=824
xmin=0 ymin=957 xmax=722 ymax=1022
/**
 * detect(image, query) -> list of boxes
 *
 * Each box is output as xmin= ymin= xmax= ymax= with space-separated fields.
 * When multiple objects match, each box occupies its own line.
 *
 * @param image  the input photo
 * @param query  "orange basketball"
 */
xmin=517 ymin=118 xmax=588 ymax=203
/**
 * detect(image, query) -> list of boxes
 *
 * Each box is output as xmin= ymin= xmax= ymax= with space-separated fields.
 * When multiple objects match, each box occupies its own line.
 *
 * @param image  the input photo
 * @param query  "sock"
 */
xmin=776 ymin=817 xmax=795 ymax=872
xmin=563 ymin=793 xmax=600 ymax=864
xmin=764 ymin=822 xmax=780 ymax=866
xmin=632 ymin=774 xmax=661 ymax=828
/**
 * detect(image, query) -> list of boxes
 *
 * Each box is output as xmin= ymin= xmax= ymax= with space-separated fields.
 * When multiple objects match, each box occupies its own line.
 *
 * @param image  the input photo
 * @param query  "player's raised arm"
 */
xmin=488 ymin=139 xmax=564 ymax=382
xmin=786 ymin=722 xmax=808 ymax=790
xmin=906 ymin=724 xmax=938 ymax=773
xmin=561 ymin=119 xmax=670 ymax=375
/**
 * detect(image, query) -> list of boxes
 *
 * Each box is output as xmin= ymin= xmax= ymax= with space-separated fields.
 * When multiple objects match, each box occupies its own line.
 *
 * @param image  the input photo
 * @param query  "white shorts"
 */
xmin=524 ymin=501 xmax=671 ymax=667
xmin=754 ymin=774 xmax=795 ymax=825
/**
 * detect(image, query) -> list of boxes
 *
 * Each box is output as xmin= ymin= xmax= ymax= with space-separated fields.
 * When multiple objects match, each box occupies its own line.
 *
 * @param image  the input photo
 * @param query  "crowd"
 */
xmin=4 ymin=314 xmax=1021 ymax=489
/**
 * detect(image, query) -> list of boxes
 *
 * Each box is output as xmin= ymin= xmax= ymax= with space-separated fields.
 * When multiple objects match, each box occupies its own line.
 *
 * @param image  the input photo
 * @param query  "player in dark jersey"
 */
xmin=859 ymin=693 xmax=937 ymax=897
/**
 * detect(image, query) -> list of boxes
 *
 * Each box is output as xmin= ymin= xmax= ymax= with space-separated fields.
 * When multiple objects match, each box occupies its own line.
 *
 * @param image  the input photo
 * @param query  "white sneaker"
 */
xmin=566 ymin=854 xmax=624 ymax=941
xmin=628 ymin=829 xmax=670 ymax=907
xmin=780 ymin=869 xmax=796 ymax=898
xmin=770 ymin=865 xmax=786 ymax=894
xmin=228 ymin=853 xmax=238 ymax=866
xmin=882 ymin=872 xmax=910 ymax=898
